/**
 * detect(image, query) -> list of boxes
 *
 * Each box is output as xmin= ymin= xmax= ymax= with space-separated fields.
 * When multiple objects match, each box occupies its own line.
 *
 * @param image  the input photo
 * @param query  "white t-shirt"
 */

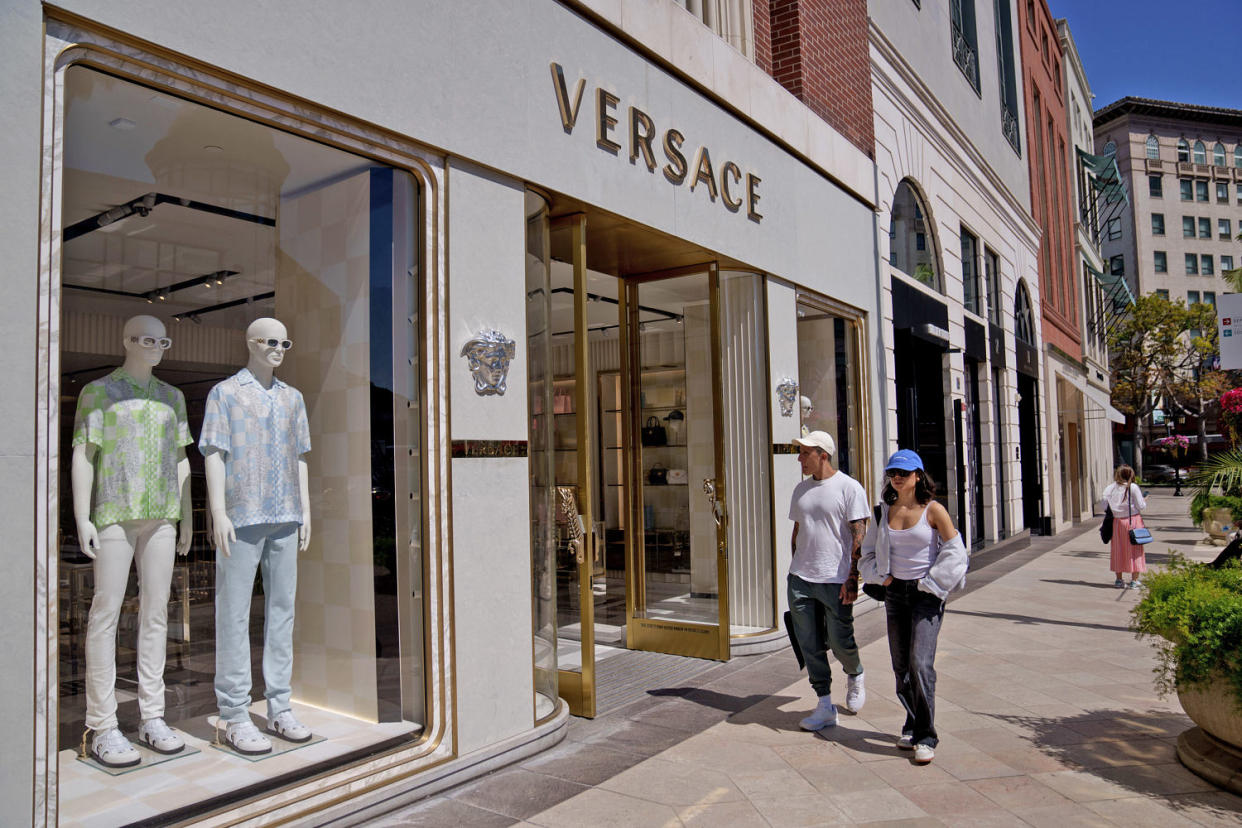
xmin=1101 ymin=482 xmax=1145 ymax=517
xmin=788 ymin=471 xmax=870 ymax=583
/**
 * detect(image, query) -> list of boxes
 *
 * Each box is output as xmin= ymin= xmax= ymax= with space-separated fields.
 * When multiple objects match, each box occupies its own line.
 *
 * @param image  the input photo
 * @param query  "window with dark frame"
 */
xmin=1186 ymin=253 xmax=1199 ymax=275
xmin=1154 ymin=251 xmax=1167 ymax=273
xmin=950 ymin=0 xmax=980 ymax=91
xmin=1151 ymin=213 xmax=1165 ymax=235
xmin=1149 ymin=175 xmax=1163 ymax=198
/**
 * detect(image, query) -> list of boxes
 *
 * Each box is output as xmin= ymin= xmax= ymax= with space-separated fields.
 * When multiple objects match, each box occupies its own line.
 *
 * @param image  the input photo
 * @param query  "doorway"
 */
xmin=542 ymin=214 xmax=733 ymax=718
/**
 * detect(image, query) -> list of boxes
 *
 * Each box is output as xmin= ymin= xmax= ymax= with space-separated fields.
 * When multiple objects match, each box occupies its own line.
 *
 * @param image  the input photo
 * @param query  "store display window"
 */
xmin=795 ymin=298 xmax=865 ymax=481
xmin=56 ymin=66 xmax=425 ymax=822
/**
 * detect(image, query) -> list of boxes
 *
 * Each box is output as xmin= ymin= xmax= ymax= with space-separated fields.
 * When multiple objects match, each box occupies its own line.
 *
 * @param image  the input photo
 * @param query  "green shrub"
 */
xmin=1131 ymin=555 xmax=1242 ymax=712
xmin=1188 ymin=492 xmax=1242 ymax=524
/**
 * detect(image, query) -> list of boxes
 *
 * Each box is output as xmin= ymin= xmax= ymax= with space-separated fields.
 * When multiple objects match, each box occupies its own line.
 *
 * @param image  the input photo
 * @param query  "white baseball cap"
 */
xmin=793 ymin=430 xmax=835 ymax=457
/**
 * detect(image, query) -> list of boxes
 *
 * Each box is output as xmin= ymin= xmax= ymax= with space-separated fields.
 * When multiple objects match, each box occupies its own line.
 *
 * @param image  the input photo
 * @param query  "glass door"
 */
xmin=623 ymin=265 xmax=730 ymax=660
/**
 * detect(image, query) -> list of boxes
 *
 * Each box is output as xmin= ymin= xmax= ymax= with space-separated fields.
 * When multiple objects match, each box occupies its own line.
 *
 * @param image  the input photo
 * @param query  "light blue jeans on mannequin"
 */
xmin=215 ymin=522 xmax=299 ymax=724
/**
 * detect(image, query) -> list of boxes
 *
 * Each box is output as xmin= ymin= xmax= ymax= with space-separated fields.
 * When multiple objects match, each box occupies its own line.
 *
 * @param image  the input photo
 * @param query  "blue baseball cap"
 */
xmin=885 ymin=449 xmax=924 ymax=472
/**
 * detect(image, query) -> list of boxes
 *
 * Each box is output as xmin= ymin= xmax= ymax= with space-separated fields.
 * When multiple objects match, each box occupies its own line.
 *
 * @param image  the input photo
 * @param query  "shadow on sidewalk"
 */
xmin=987 ymin=707 xmax=1242 ymax=819
xmin=946 ymin=607 xmax=1132 ymax=633
xmin=1040 ymin=578 xmax=1127 ymax=590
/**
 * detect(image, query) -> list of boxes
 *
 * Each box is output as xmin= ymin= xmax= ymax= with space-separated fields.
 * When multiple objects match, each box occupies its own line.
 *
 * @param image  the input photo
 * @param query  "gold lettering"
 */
xmin=549 ymin=63 xmax=585 ymax=133
xmin=596 ymin=88 xmax=621 ymax=153
xmin=629 ymin=106 xmax=657 ymax=172
xmin=721 ymin=162 xmax=743 ymax=211
xmin=662 ymin=128 xmax=687 ymax=184
xmin=689 ymin=146 xmax=718 ymax=201
xmin=747 ymin=172 xmax=763 ymax=222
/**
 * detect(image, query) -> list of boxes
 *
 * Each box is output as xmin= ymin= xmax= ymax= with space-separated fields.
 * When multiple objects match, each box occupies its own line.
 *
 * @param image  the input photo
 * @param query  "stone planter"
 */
xmin=1176 ymin=676 xmax=1242 ymax=794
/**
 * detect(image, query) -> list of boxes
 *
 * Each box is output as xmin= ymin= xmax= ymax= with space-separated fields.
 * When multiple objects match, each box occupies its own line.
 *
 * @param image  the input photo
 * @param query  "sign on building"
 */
xmin=1217 ymin=294 xmax=1242 ymax=369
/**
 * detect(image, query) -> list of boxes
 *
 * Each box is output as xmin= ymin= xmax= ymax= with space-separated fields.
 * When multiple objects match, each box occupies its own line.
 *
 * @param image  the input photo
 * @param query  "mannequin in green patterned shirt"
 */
xmin=71 ymin=314 xmax=193 ymax=767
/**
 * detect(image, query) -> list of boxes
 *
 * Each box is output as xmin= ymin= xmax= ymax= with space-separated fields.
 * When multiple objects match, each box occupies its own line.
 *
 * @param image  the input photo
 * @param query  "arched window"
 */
xmin=1177 ymin=139 xmax=1190 ymax=162
xmin=1193 ymin=140 xmax=1207 ymax=164
xmin=1214 ymin=142 xmax=1227 ymax=166
xmin=1145 ymin=136 xmax=1159 ymax=159
xmin=888 ymin=179 xmax=941 ymax=292
xmin=1236 ymin=145 xmax=1242 ymax=167
xmin=1014 ymin=282 xmax=1035 ymax=346
xmin=1103 ymin=140 xmax=1117 ymax=155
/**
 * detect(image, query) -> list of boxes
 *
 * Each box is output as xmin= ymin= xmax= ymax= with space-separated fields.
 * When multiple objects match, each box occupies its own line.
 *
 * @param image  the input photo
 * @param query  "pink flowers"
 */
xmin=1153 ymin=435 xmax=1190 ymax=452
xmin=1222 ymin=388 xmax=1242 ymax=415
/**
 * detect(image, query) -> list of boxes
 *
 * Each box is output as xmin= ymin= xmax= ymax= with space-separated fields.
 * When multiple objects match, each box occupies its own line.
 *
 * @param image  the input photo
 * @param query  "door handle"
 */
xmin=703 ymin=478 xmax=727 ymax=527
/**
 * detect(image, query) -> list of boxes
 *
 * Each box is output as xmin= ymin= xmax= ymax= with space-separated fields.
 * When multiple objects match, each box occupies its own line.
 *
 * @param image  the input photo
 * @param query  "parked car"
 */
xmin=1143 ymin=464 xmax=1178 ymax=483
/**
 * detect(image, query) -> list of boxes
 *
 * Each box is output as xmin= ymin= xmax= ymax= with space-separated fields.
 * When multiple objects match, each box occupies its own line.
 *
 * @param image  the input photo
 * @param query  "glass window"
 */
xmin=1103 ymin=139 xmax=1116 ymax=155
xmin=961 ymin=227 xmax=981 ymax=315
xmin=1157 ymin=289 xmax=1170 ymax=300
xmin=1202 ymin=254 xmax=1215 ymax=275
xmin=950 ymin=0 xmax=980 ymax=90
xmin=1180 ymin=179 xmax=1193 ymax=201
xmin=1238 ymin=184 xmax=1242 ymax=204
xmin=1223 ymin=255 xmax=1235 ymax=272
xmin=1014 ymin=282 xmax=1035 ymax=345
xmin=984 ymin=248 xmax=1001 ymax=325
xmin=1106 ymin=217 xmax=1122 ymax=240
xmin=1146 ymin=135 xmax=1160 ymax=159
xmin=1194 ymin=140 xmax=1207 ymax=164
xmin=1236 ymin=145 xmax=1242 ymax=167
xmin=1218 ymin=182 xmax=1230 ymax=202
xmin=1183 ymin=216 xmax=1196 ymax=238
xmin=1109 ymin=255 xmax=1124 ymax=276
xmin=1220 ymin=218 xmax=1232 ymax=239
xmin=1178 ymin=139 xmax=1190 ymax=162
xmin=1154 ymin=251 xmax=1167 ymax=273
xmin=1200 ymin=217 xmax=1212 ymax=239
xmin=1151 ymin=213 xmax=1165 ymax=235
xmin=1188 ymin=290 xmax=1201 ymax=305
xmin=1214 ymin=142 xmax=1227 ymax=166
xmin=1149 ymin=175 xmax=1163 ymax=198
xmin=994 ymin=0 xmax=1020 ymax=153
xmin=1196 ymin=180 xmax=1209 ymax=201
xmin=1186 ymin=253 xmax=1199 ymax=275
xmin=1205 ymin=291 xmax=1217 ymax=306
xmin=57 ymin=67 xmax=425 ymax=822
xmin=797 ymin=297 xmax=864 ymax=481
xmin=889 ymin=180 xmax=940 ymax=290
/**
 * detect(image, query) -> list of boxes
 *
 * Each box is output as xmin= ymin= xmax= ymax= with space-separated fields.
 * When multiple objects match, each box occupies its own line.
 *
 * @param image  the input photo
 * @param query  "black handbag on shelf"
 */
xmin=641 ymin=415 xmax=667 ymax=447
xmin=1099 ymin=504 xmax=1113 ymax=544
xmin=647 ymin=463 xmax=668 ymax=485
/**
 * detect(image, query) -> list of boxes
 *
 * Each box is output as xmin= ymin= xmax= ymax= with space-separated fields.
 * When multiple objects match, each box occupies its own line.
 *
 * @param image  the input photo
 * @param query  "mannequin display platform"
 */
xmin=71 ymin=315 xmax=193 ymax=767
xmin=200 ymin=318 xmax=314 ymax=756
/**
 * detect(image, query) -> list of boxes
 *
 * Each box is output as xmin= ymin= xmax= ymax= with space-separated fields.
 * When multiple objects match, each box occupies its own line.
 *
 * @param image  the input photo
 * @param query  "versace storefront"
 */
xmin=4 ymin=1 xmax=881 ymax=824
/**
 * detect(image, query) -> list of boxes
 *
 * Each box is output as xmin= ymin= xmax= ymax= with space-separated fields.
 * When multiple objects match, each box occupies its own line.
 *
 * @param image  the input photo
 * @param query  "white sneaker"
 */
xmin=799 ymin=695 xmax=838 ymax=731
xmin=896 ymin=733 xmax=914 ymax=750
xmin=138 ymin=717 xmax=184 ymax=754
xmin=91 ymin=727 xmax=141 ymax=768
xmin=913 ymin=743 xmax=935 ymax=764
xmin=845 ymin=671 xmax=866 ymax=713
xmin=224 ymin=720 xmax=273 ymax=755
xmin=267 ymin=710 xmax=312 ymax=743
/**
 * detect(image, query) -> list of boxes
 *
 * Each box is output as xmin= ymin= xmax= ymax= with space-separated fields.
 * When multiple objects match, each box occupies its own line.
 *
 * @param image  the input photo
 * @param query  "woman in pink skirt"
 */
xmin=1101 ymin=464 xmax=1148 ymax=589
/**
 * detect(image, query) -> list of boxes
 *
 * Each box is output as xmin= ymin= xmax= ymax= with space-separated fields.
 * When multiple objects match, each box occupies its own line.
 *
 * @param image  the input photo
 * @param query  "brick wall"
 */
xmin=764 ymin=0 xmax=873 ymax=159
xmin=753 ymin=0 xmax=773 ymax=75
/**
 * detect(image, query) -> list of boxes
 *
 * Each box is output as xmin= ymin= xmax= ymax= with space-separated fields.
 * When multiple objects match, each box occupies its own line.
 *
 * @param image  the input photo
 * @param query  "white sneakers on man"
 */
xmin=845 ymin=671 xmax=866 ymax=713
xmin=799 ymin=695 xmax=838 ymax=731
xmin=268 ymin=710 xmax=312 ymax=743
xmin=138 ymin=717 xmax=184 ymax=754
xmin=225 ymin=720 xmax=273 ymax=755
xmin=91 ymin=727 xmax=141 ymax=768
xmin=913 ymin=744 xmax=935 ymax=764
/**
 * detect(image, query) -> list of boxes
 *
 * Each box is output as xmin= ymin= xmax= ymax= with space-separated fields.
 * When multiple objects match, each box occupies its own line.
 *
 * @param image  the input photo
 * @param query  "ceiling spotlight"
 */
xmin=109 ymin=117 xmax=137 ymax=131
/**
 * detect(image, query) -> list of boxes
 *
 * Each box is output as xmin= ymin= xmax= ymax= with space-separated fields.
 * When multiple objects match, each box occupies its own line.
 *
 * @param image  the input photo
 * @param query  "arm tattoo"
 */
xmin=849 ymin=518 xmax=868 ymax=568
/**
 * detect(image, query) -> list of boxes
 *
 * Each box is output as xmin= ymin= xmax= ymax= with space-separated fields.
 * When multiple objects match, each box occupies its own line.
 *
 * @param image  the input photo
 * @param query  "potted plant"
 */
xmin=1132 ymin=555 xmax=1242 ymax=791
xmin=1188 ymin=448 xmax=1242 ymax=541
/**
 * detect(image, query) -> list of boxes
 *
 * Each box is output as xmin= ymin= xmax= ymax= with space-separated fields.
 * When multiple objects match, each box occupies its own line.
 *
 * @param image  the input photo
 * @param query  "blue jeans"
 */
xmin=787 ymin=573 xmax=863 ymax=698
xmin=215 ymin=522 xmax=299 ymax=723
xmin=885 ymin=578 xmax=945 ymax=747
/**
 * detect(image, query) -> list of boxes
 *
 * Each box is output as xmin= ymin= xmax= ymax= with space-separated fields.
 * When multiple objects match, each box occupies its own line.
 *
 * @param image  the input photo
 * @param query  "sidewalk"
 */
xmin=371 ymin=491 xmax=1242 ymax=827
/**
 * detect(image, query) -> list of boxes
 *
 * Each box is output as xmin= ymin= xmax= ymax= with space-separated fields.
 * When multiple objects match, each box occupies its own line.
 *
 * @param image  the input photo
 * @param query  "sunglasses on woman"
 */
xmin=886 ymin=469 xmax=914 ymax=479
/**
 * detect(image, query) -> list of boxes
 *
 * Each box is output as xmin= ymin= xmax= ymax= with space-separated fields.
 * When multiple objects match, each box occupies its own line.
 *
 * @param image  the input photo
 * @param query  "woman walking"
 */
xmin=860 ymin=450 xmax=968 ymax=765
xmin=1101 ymin=465 xmax=1147 ymax=589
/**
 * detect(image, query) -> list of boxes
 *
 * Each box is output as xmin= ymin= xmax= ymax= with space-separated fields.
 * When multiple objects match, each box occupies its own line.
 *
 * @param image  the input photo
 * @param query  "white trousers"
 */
xmin=85 ymin=519 xmax=176 ymax=731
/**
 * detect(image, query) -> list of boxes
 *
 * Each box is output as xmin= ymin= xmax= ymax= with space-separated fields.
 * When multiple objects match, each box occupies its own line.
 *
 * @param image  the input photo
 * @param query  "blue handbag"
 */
xmin=1126 ymin=486 xmax=1152 ymax=544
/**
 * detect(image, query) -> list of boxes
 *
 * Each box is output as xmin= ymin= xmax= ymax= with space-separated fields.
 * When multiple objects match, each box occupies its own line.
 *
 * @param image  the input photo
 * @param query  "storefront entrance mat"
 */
xmin=210 ymin=731 xmax=325 ymax=762
xmin=74 ymin=739 xmax=201 ymax=776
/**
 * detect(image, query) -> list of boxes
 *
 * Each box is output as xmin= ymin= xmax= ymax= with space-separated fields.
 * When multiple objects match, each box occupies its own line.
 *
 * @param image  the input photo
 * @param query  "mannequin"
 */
xmin=200 ymin=317 xmax=313 ymax=755
xmin=71 ymin=314 xmax=192 ymax=767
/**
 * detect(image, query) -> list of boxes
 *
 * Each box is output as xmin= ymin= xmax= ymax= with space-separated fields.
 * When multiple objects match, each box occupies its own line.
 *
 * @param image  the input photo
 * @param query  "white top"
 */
xmin=888 ymin=505 xmax=935 ymax=580
xmin=788 ymin=471 xmax=869 ymax=583
xmin=1101 ymin=482 xmax=1145 ymax=517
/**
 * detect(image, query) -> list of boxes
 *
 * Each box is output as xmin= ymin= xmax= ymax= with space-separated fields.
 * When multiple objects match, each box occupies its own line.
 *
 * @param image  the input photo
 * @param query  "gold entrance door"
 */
xmin=623 ymin=264 xmax=730 ymax=661
xmin=549 ymin=214 xmax=597 ymax=717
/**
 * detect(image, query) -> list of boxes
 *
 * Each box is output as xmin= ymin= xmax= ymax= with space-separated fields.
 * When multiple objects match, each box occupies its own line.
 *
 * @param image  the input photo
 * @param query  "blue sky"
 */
xmin=1049 ymin=0 xmax=1238 ymax=112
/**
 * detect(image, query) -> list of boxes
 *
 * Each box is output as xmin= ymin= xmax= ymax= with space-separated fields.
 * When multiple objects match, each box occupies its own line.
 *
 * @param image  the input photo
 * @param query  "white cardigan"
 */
xmin=859 ymin=502 xmax=971 ymax=601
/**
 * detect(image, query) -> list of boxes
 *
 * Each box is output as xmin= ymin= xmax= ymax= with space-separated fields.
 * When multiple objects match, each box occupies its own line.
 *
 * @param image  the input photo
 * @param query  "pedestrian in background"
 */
xmin=860 ymin=449 xmax=968 ymax=765
xmin=787 ymin=431 xmax=870 ymax=731
xmin=1101 ymin=464 xmax=1147 ymax=589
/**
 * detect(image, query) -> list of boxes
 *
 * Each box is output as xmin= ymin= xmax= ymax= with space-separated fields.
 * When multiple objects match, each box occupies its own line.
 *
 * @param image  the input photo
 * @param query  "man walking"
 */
xmin=788 ymin=431 xmax=869 ymax=730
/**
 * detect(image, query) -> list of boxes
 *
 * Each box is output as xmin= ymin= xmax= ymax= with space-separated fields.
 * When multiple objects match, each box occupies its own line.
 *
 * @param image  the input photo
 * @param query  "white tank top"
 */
xmin=889 ymin=505 xmax=935 ymax=580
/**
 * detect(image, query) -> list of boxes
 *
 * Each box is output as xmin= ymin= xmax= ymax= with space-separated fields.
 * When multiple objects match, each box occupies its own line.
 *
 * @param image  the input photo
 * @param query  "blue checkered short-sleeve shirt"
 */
xmin=199 ymin=368 xmax=312 ymax=529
